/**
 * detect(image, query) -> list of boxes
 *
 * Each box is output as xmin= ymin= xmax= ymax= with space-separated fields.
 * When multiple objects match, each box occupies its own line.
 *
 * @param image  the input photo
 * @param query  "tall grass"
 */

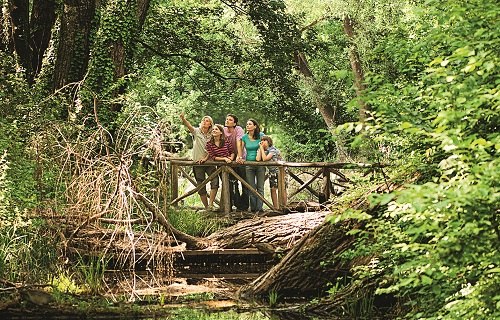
xmin=268 ymin=290 xmax=279 ymax=307
xmin=0 ymin=140 xmax=58 ymax=283
xmin=75 ymin=255 xmax=108 ymax=294
xmin=167 ymin=208 xmax=229 ymax=237
xmin=0 ymin=222 xmax=58 ymax=282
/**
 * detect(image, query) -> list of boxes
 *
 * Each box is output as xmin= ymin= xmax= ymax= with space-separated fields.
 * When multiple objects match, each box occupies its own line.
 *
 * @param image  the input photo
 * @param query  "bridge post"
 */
xmin=278 ymin=166 xmax=286 ymax=210
xmin=319 ymin=167 xmax=331 ymax=203
xmin=171 ymin=163 xmax=179 ymax=207
xmin=221 ymin=166 xmax=231 ymax=214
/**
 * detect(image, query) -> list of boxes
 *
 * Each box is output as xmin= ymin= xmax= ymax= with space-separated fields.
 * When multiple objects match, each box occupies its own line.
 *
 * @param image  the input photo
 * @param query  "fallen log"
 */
xmin=238 ymin=219 xmax=359 ymax=299
xmin=238 ymin=181 xmax=403 ymax=316
xmin=207 ymin=211 xmax=328 ymax=249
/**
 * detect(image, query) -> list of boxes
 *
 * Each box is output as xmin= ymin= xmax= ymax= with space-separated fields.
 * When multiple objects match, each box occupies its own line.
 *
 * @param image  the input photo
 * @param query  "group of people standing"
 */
xmin=179 ymin=112 xmax=284 ymax=212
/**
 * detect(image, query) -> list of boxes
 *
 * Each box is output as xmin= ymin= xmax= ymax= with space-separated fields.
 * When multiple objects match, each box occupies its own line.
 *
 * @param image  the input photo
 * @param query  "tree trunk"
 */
xmin=0 ymin=3 xmax=3 ymax=50
xmin=1 ymin=2 xmax=12 ymax=51
xmin=106 ymin=0 xmax=150 ymax=113
xmin=53 ymin=0 xmax=96 ymax=91
xmin=238 ymin=182 xmax=400 ymax=304
xmin=238 ymin=219 xmax=359 ymax=300
xmin=136 ymin=0 xmax=150 ymax=28
xmin=239 ymin=215 xmax=397 ymax=319
xmin=293 ymin=50 xmax=336 ymax=129
xmin=5 ymin=0 xmax=31 ymax=80
xmin=208 ymin=211 xmax=328 ymax=249
xmin=29 ymin=0 xmax=57 ymax=78
xmin=343 ymin=15 xmax=369 ymax=122
xmin=293 ymin=50 xmax=349 ymax=160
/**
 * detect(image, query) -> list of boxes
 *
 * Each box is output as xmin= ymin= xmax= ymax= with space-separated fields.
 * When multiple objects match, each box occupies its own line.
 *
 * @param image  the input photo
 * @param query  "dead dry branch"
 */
xmin=42 ymin=107 xmax=190 ymax=298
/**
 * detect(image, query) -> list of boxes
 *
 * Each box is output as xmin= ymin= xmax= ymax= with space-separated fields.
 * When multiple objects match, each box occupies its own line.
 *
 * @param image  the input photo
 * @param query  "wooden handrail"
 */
xmin=169 ymin=159 xmax=387 ymax=213
xmin=170 ymin=159 xmax=386 ymax=169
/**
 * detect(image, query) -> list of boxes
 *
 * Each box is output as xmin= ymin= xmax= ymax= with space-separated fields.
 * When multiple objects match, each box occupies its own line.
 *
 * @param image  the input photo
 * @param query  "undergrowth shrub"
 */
xmin=332 ymin=0 xmax=499 ymax=318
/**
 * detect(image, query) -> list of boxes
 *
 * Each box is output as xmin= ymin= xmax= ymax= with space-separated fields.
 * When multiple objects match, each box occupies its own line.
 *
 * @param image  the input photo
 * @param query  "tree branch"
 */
xmin=137 ymin=39 xmax=250 ymax=82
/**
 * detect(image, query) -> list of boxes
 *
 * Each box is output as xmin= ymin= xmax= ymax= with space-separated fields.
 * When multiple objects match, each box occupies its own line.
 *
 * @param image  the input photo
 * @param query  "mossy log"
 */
xmin=238 ymin=181 xmax=402 ymax=316
xmin=238 ymin=219 xmax=360 ymax=300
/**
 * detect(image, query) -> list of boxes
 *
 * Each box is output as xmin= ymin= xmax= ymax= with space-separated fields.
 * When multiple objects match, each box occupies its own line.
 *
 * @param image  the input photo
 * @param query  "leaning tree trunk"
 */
xmin=239 ymin=218 xmax=359 ymax=300
xmin=239 ymin=182 xmax=400 ymax=306
xmin=343 ymin=15 xmax=369 ymax=123
xmin=293 ymin=51 xmax=336 ymax=130
xmin=293 ymin=50 xmax=349 ymax=160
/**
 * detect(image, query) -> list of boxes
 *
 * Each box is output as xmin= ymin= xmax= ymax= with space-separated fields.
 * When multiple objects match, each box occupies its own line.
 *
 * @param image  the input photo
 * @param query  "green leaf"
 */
xmin=370 ymin=193 xmax=396 ymax=207
xmin=456 ymin=97 xmax=466 ymax=104
xmin=440 ymin=60 xmax=450 ymax=67
xmin=400 ymin=122 xmax=413 ymax=129
xmin=421 ymin=275 xmax=433 ymax=285
xmin=485 ymin=267 xmax=500 ymax=274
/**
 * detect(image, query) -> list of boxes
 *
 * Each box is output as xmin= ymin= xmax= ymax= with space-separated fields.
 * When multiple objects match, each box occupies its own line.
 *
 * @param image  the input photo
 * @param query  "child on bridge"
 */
xmin=257 ymin=135 xmax=287 ymax=210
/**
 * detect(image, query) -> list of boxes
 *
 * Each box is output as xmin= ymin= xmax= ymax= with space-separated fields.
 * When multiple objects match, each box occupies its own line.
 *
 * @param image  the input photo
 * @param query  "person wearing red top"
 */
xmin=206 ymin=124 xmax=234 ymax=162
xmin=203 ymin=124 xmax=235 ymax=210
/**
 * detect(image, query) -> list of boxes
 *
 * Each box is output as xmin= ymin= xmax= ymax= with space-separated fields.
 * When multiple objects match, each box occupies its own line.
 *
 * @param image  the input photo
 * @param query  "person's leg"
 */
xmin=270 ymin=188 xmax=278 ymax=209
xmin=199 ymin=194 xmax=209 ymax=208
xmin=235 ymin=166 xmax=248 ymax=210
xmin=245 ymin=166 xmax=257 ymax=211
xmin=255 ymin=166 xmax=266 ymax=211
xmin=206 ymin=166 xmax=219 ymax=209
xmin=193 ymin=166 xmax=209 ymax=208
xmin=229 ymin=175 xmax=239 ymax=209
xmin=209 ymin=188 xmax=218 ymax=209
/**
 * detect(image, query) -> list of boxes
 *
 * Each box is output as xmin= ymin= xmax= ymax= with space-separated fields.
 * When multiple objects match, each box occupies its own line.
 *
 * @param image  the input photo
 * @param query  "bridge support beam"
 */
xmin=221 ymin=166 xmax=231 ymax=214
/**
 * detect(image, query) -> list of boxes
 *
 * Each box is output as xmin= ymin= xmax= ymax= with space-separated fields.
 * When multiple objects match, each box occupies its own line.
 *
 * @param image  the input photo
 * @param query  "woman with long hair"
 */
xmin=236 ymin=119 xmax=265 ymax=212
xmin=206 ymin=124 xmax=234 ymax=210
xmin=206 ymin=124 xmax=234 ymax=163
xmin=205 ymin=124 xmax=234 ymax=210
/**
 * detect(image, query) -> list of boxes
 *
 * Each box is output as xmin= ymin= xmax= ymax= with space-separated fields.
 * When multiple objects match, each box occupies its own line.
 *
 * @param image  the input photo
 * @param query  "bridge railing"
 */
xmin=170 ymin=159 xmax=385 ymax=214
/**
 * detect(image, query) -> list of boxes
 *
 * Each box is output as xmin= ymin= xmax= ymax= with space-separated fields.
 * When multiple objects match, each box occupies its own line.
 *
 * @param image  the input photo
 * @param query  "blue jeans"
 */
xmin=245 ymin=165 xmax=265 ymax=211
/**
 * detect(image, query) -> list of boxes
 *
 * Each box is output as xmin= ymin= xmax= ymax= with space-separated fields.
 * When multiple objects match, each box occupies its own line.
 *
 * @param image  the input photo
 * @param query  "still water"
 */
xmin=142 ymin=308 xmax=290 ymax=319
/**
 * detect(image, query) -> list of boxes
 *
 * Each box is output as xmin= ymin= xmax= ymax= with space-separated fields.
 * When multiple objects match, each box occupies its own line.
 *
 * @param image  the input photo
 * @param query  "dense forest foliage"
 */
xmin=0 ymin=0 xmax=498 ymax=318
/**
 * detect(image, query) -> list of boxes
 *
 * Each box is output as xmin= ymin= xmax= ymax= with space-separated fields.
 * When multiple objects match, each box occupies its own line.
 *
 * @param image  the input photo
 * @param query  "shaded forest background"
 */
xmin=0 ymin=0 xmax=498 ymax=318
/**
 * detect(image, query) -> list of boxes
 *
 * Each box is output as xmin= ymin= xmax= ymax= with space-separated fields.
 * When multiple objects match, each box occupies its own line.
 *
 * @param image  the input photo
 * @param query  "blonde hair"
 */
xmin=200 ymin=115 xmax=214 ymax=129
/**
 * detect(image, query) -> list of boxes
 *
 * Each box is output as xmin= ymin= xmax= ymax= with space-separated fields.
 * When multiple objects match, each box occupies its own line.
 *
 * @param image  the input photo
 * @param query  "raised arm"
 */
xmin=179 ymin=112 xmax=195 ymax=134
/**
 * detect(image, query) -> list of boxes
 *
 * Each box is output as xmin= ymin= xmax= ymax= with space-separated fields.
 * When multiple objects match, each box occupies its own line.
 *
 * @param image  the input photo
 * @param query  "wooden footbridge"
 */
xmin=69 ymin=160 xmax=384 ymax=279
xmin=170 ymin=159 xmax=385 ymax=214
